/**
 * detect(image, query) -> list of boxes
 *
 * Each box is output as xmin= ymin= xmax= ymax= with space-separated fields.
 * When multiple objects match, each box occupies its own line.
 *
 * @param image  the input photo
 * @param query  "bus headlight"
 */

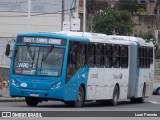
xmin=11 ymin=79 xmax=19 ymax=87
xmin=51 ymin=82 xmax=62 ymax=90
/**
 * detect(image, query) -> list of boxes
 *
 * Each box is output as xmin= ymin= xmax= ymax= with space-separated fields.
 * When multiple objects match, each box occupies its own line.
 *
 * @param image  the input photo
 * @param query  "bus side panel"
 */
xmin=127 ymin=42 xmax=137 ymax=98
xmin=138 ymin=69 xmax=151 ymax=97
xmin=104 ymin=68 xmax=129 ymax=100
xmin=86 ymin=68 xmax=105 ymax=100
xmin=118 ymin=68 xmax=129 ymax=100
xmin=86 ymin=68 xmax=129 ymax=100
xmin=64 ymin=67 xmax=89 ymax=101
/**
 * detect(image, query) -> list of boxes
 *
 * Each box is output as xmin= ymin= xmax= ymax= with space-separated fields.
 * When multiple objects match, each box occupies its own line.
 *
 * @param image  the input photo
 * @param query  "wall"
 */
xmin=133 ymin=15 xmax=160 ymax=40
xmin=0 ymin=12 xmax=62 ymax=37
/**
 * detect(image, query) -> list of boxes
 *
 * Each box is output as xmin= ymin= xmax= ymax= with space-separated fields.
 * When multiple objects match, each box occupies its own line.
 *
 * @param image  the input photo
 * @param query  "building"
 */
xmin=0 ymin=0 xmax=79 ymax=80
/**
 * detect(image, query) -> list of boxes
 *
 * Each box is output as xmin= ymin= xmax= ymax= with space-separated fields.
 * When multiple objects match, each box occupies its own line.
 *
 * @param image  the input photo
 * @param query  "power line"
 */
xmin=0 ymin=1 xmax=59 ymax=5
xmin=0 ymin=23 xmax=60 ymax=27
xmin=0 ymin=6 xmax=78 ymax=17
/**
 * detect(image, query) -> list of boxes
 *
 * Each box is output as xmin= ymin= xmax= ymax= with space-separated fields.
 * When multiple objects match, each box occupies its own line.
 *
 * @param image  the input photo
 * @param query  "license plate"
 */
xmin=30 ymin=94 xmax=39 ymax=97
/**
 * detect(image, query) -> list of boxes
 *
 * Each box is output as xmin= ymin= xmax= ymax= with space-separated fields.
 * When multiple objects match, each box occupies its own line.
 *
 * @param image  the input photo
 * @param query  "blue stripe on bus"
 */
xmin=135 ymin=42 xmax=140 ymax=97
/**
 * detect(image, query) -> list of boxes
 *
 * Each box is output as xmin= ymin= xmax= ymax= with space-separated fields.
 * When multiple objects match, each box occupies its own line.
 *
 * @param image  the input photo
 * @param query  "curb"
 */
xmin=0 ymin=97 xmax=25 ymax=102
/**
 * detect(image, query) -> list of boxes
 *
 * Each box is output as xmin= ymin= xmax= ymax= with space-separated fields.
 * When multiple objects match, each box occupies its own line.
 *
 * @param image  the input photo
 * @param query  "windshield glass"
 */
xmin=14 ymin=45 xmax=65 ymax=77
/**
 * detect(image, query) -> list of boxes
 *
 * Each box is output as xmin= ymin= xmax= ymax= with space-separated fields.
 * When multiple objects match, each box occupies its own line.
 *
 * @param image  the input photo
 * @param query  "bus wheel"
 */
xmin=110 ymin=85 xmax=119 ymax=106
xmin=64 ymin=101 xmax=72 ymax=105
xmin=130 ymin=98 xmax=138 ymax=103
xmin=25 ymin=97 xmax=39 ymax=107
xmin=73 ymin=86 xmax=84 ymax=107
xmin=156 ymin=88 xmax=160 ymax=95
xmin=138 ymin=85 xmax=146 ymax=103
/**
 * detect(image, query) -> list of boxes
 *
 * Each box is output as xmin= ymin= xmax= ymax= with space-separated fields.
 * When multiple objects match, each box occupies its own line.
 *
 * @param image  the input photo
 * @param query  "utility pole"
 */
xmin=28 ymin=0 xmax=31 ymax=32
xmin=61 ymin=0 xmax=64 ymax=30
xmin=83 ymin=0 xmax=86 ymax=32
xmin=157 ymin=2 xmax=159 ymax=15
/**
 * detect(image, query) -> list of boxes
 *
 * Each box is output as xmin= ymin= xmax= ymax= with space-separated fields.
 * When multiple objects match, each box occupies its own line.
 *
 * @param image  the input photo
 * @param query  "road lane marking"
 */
xmin=148 ymin=101 xmax=160 ymax=104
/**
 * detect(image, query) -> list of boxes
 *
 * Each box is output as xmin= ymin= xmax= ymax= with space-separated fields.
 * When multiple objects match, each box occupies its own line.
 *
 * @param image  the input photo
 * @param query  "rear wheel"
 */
xmin=100 ymin=100 xmax=110 ymax=106
xmin=130 ymin=85 xmax=146 ymax=103
xmin=130 ymin=98 xmax=138 ymax=103
xmin=109 ymin=85 xmax=119 ymax=106
xmin=138 ymin=85 xmax=146 ymax=103
xmin=25 ymin=97 xmax=39 ymax=107
xmin=73 ymin=86 xmax=85 ymax=107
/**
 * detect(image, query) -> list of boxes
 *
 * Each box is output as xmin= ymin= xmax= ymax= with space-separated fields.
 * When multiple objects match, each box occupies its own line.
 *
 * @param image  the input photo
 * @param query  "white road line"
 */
xmin=148 ymin=101 xmax=160 ymax=104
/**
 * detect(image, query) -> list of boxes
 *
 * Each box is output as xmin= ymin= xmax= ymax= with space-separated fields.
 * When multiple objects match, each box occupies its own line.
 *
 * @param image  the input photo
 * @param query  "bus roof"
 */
xmin=17 ymin=31 xmax=154 ymax=47
xmin=54 ymin=31 xmax=154 ymax=47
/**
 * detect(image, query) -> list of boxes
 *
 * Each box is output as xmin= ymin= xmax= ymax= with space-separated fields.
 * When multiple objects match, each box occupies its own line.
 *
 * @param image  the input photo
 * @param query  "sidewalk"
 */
xmin=0 ymin=96 xmax=25 ymax=102
xmin=0 ymin=90 xmax=25 ymax=102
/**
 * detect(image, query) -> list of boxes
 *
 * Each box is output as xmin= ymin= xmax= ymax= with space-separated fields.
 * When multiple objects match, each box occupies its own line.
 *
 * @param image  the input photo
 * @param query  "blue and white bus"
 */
xmin=6 ymin=31 xmax=154 ymax=107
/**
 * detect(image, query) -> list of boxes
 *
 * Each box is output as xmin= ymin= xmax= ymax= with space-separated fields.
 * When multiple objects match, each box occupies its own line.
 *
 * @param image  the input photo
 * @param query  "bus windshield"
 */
xmin=13 ymin=45 xmax=65 ymax=77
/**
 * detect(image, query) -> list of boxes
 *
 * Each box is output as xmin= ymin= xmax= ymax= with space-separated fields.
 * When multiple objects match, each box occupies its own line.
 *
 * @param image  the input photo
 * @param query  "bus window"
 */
xmin=139 ymin=47 xmax=143 ymax=68
xmin=113 ymin=45 xmax=120 ymax=68
xmin=84 ymin=44 xmax=88 ymax=65
xmin=14 ymin=46 xmax=64 ymax=77
xmin=150 ymin=48 xmax=153 ymax=64
xmin=143 ymin=48 xmax=147 ymax=68
xmin=96 ymin=44 xmax=104 ymax=67
xmin=67 ymin=41 xmax=77 ymax=80
xmin=147 ymin=48 xmax=150 ymax=68
xmin=87 ymin=43 xmax=95 ymax=67
xmin=138 ymin=47 xmax=141 ymax=68
xmin=77 ymin=43 xmax=85 ymax=67
xmin=120 ymin=45 xmax=128 ymax=68
xmin=105 ymin=44 xmax=112 ymax=68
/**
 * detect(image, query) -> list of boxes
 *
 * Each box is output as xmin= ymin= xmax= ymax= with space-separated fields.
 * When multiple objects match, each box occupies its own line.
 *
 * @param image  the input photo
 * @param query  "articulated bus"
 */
xmin=5 ymin=31 xmax=154 ymax=107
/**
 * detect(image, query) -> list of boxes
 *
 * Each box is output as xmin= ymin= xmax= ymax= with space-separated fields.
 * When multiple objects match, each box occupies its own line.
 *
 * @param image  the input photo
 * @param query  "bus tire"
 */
xmin=110 ymin=85 xmax=119 ymax=106
xmin=25 ymin=97 xmax=39 ymax=107
xmin=130 ymin=98 xmax=138 ymax=103
xmin=64 ymin=101 xmax=72 ymax=105
xmin=73 ymin=86 xmax=84 ymax=107
xmin=138 ymin=85 xmax=146 ymax=103
xmin=100 ymin=100 xmax=110 ymax=106
xmin=156 ymin=88 xmax=160 ymax=95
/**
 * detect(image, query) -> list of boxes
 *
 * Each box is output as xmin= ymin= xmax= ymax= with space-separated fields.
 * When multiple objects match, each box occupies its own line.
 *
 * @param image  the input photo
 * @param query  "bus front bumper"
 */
xmin=10 ymin=84 xmax=65 ymax=101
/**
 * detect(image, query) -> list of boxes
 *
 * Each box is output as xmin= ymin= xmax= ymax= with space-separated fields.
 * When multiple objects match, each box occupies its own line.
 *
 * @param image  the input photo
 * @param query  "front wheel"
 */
xmin=73 ymin=86 xmax=85 ymax=107
xmin=25 ymin=97 xmax=39 ymax=107
xmin=64 ymin=101 xmax=73 ymax=105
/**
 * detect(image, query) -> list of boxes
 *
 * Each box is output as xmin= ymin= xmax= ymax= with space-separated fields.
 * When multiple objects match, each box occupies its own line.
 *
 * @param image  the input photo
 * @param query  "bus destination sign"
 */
xmin=17 ymin=37 xmax=66 ymax=45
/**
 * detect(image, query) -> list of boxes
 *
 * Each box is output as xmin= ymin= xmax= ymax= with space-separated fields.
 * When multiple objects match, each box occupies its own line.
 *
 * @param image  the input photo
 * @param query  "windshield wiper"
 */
xmin=42 ymin=45 xmax=54 ymax=61
xmin=26 ymin=43 xmax=34 ymax=61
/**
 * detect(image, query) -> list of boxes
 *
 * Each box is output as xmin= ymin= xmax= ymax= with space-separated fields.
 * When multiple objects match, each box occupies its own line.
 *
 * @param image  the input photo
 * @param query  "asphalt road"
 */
xmin=0 ymin=95 xmax=160 ymax=120
xmin=0 ymin=95 xmax=160 ymax=111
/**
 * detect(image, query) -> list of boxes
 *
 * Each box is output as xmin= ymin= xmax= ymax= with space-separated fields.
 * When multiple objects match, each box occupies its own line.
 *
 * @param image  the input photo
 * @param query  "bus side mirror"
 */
xmin=5 ymin=44 xmax=10 ymax=57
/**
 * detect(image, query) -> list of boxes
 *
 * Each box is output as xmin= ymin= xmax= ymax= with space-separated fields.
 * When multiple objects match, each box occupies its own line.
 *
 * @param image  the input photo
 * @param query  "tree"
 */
xmin=93 ymin=8 xmax=133 ymax=35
